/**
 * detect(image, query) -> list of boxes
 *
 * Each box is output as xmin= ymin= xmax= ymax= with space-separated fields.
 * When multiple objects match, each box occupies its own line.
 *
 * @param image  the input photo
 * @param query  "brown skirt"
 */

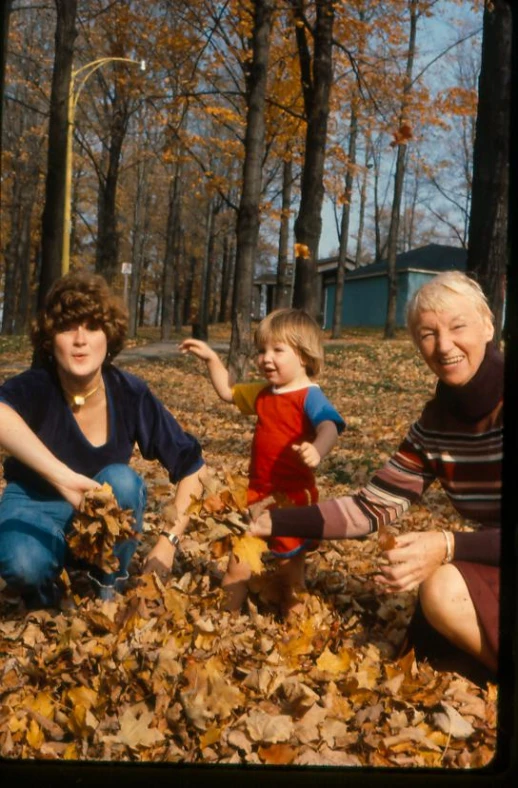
xmin=455 ymin=560 xmax=499 ymax=657
xmin=402 ymin=560 xmax=499 ymax=685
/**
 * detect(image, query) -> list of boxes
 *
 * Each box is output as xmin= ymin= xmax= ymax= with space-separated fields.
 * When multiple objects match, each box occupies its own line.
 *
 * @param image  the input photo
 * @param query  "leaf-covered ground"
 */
xmin=0 ymin=329 xmax=497 ymax=769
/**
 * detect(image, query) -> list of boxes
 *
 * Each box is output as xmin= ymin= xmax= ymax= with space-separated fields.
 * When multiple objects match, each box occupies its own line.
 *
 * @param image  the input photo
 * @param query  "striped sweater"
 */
xmin=271 ymin=344 xmax=503 ymax=566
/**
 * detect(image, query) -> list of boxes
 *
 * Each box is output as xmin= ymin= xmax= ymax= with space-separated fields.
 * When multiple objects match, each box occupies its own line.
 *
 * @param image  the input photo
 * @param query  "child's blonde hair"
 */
xmin=254 ymin=308 xmax=324 ymax=377
xmin=406 ymin=271 xmax=494 ymax=341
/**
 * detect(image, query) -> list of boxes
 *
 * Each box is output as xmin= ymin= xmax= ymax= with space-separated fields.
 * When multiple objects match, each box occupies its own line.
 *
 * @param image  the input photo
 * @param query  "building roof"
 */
xmin=317 ymin=254 xmax=356 ymax=273
xmin=344 ymin=243 xmax=467 ymax=280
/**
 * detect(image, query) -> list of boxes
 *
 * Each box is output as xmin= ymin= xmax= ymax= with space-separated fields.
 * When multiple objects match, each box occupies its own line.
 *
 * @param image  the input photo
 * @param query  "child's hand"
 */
xmin=292 ymin=442 xmax=321 ymax=468
xmin=179 ymin=339 xmax=215 ymax=361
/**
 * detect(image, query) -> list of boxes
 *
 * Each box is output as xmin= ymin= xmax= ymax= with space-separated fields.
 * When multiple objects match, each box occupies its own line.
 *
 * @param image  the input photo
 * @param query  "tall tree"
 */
xmin=291 ymin=0 xmax=335 ymax=317
xmin=0 ymin=0 xmax=12 ymax=141
xmin=161 ymin=167 xmax=182 ymax=340
xmin=384 ymin=0 xmax=419 ymax=339
xmin=331 ymin=101 xmax=358 ymax=338
xmin=274 ymin=154 xmax=294 ymax=308
xmin=466 ymin=0 xmax=511 ymax=341
xmin=228 ymin=0 xmax=273 ymax=379
xmin=39 ymin=0 xmax=78 ymax=307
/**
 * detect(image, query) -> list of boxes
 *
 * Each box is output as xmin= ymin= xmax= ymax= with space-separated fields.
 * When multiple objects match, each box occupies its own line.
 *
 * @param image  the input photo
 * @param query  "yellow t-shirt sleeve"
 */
xmin=232 ymin=382 xmax=268 ymax=415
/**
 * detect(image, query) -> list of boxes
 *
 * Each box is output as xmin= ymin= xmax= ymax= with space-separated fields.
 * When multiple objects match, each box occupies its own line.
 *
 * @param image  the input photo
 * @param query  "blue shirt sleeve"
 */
xmin=132 ymin=381 xmax=204 ymax=483
xmin=304 ymin=387 xmax=346 ymax=434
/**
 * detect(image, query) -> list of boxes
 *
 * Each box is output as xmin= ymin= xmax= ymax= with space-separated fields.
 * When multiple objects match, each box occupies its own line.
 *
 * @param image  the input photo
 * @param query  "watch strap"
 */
xmin=159 ymin=530 xmax=180 ymax=549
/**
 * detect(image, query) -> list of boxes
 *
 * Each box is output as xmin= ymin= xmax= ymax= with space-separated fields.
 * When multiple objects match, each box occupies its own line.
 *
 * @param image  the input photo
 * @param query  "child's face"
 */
xmin=256 ymin=339 xmax=308 ymax=389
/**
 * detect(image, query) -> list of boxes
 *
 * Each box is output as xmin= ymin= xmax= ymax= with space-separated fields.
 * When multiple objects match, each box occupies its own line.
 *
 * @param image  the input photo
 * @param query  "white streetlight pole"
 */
xmin=62 ymin=57 xmax=146 ymax=274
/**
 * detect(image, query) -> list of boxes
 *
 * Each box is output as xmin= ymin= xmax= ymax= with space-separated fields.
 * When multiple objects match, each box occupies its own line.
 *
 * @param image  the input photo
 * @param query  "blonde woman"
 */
xmin=251 ymin=273 xmax=502 ymax=679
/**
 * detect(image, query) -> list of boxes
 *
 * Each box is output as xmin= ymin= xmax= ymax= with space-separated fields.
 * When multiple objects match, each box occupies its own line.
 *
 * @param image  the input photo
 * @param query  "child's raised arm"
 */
xmin=179 ymin=339 xmax=234 ymax=402
xmin=292 ymin=420 xmax=339 ymax=469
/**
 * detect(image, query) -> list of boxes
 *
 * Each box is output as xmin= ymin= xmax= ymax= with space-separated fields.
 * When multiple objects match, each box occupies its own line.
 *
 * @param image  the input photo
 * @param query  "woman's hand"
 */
xmin=249 ymin=511 xmax=273 ymax=539
xmin=375 ymin=530 xmax=448 ymax=593
xmin=53 ymin=472 xmax=101 ymax=508
xmin=141 ymin=537 xmax=176 ymax=578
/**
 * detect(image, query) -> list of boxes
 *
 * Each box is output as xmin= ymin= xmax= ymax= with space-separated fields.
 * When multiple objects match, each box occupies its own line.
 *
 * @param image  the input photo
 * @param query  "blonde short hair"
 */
xmin=406 ymin=271 xmax=494 ymax=340
xmin=254 ymin=308 xmax=324 ymax=377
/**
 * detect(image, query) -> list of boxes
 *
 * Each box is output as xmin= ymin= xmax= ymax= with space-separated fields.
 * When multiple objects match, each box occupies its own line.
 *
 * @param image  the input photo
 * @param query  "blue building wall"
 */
xmin=323 ymin=271 xmax=437 ymax=329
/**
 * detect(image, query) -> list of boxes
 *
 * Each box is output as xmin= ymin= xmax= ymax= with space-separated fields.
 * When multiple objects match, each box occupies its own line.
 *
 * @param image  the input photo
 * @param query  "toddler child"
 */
xmin=180 ymin=308 xmax=345 ymax=614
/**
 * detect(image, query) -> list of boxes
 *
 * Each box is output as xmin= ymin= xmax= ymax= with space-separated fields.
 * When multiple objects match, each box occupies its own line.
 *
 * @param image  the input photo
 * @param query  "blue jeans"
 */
xmin=0 ymin=464 xmax=146 ymax=607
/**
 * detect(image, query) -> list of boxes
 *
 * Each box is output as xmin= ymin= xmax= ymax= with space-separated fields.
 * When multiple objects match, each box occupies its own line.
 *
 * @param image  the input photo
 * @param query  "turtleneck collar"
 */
xmin=435 ymin=342 xmax=504 ymax=422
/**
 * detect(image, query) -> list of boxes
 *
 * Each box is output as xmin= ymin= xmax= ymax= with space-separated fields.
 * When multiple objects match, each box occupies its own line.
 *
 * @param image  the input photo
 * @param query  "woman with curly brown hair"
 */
xmin=0 ymin=272 xmax=205 ymax=608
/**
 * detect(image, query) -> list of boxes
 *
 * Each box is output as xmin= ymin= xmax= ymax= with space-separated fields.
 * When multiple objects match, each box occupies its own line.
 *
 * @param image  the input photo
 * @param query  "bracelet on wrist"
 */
xmin=440 ymin=529 xmax=453 ymax=564
xmin=160 ymin=530 xmax=180 ymax=549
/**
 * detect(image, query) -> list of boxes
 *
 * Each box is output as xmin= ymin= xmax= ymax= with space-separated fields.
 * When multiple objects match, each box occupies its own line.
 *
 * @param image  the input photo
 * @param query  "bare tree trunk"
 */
xmin=196 ymin=197 xmax=214 ymax=340
xmin=95 ymin=93 xmax=129 ymax=284
xmin=332 ymin=103 xmax=358 ymax=338
xmin=275 ymin=155 xmax=293 ymax=308
xmin=39 ymin=0 xmax=78 ymax=307
xmin=174 ymin=229 xmax=185 ymax=332
xmin=384 ymin=0 xmax=418 ymax=339
xmin=467 ymin=0 xmax=511 ymax=343
xmin=218 ymin=234 xmax=233 ymax=321
xmin=138 ymin=256 xmax=150 ymax=328
xmin=13 ymin=200 xmax=34 ymax=334
xmin=161 ymin=170 xmax=182 ymax=340
xmin=370 ymin=137 xmax=383 ymax=263
xmin=183 ymin=254 xmax=197 ymax=326
xmin=355 ymin=144 xmax=369 ymax=267
xmin=128 ymin=160 xmax=150 ymax=338
xmin=2 ymin=176 xmax=24 ymax=333
xmin=228 ymin=0 xmax=273 ymax=379
xmin=291 ymin=0 xmax=335 ymax=317
xmin=0 ymin=1 xmax=13 ymax=141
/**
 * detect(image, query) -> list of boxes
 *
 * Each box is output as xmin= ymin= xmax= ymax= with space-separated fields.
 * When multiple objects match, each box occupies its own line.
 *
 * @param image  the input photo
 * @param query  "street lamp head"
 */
xmin=140 ymin=60 xmax=146 ymax=71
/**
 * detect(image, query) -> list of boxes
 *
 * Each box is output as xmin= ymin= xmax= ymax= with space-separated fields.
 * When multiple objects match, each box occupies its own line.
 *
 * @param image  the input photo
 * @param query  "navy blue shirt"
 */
xmin=0 ymin=365 xmax=204 ymax=494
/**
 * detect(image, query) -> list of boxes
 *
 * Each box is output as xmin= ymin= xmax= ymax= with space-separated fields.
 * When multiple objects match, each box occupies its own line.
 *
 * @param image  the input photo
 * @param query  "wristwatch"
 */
xmin=159 ymin=530 xmax=180 ymax=549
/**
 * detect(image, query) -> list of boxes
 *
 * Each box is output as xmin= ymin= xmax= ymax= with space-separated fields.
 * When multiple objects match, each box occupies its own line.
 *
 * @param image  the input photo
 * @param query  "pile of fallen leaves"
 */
xmin=67 ymin=483 xmax=137 ymax=573
xmin=0 ymin=330 xmax=497 ymax=768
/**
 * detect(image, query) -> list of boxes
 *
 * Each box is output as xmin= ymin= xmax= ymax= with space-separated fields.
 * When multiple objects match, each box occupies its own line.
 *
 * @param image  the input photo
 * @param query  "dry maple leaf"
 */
xmin=378 ymin=523 xmax=397 ymax=551
xmin=67 ymin=482 xmax=137 ymax=573
xmin=316 ymin=646 xmax=353 ymax=675
xmin=231 ymin=534 xmax=268 ymax=574
xmin=116 ymin=706 xmax=164 ymax=749
xmin=245 ymin=710 xmax=294 ymax=743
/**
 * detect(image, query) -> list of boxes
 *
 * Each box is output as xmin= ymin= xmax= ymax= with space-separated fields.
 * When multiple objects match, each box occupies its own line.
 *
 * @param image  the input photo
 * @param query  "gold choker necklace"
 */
xmin=64 ymin=380 xmax=103 ymax=408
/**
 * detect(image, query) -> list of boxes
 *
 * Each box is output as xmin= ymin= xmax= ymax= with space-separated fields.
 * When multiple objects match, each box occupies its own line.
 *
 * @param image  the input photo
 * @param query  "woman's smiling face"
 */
xmin=415 ymin=297 xmax=495 ymax=387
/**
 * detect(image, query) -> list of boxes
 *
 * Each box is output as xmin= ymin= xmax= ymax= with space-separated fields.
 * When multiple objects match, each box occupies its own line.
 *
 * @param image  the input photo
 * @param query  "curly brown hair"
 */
xmin=31 ymin=271 xmax=128 ymax=362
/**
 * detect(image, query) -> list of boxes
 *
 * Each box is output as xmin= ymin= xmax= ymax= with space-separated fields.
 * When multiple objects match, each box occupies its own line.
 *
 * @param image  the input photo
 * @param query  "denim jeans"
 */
xmin=0 ymin=464 xmax=146 ymax=607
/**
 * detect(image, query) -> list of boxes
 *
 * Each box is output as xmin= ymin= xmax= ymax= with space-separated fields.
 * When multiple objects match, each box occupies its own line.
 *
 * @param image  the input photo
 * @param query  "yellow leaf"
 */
xmin=24 ymin=691 xmax=55 ymax=718
xmin=231 ymin=534 xmax=267 ymax=574
xmin=200 ymin=725 xmax=221 ymax=749
xmin=316 ymin=647 xmax=352 ymax=675
xmin=66 ymin=686 xmax=98 ymax=710
xmin=294 ymin=243 xmax=311 ymax=259
xmin=67 ymin=704 xmax=98 ymax=738
xmin=26 ymin=719 xmax=44 ymax=750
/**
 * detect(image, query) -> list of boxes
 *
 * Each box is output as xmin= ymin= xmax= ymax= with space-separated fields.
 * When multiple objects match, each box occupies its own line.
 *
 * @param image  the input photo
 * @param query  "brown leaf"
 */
xmin=258 ymin=743 xmax=297 ymax=764
xmin=117 ymin=706 xmax=164 ymax=749
xmin=67 ymin=483 xmax=136 ymax=572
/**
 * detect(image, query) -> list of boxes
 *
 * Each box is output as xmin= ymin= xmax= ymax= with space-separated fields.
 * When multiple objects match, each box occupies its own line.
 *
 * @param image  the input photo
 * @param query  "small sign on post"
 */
xmin=121 ymin=262 xmax=132 ymax=304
